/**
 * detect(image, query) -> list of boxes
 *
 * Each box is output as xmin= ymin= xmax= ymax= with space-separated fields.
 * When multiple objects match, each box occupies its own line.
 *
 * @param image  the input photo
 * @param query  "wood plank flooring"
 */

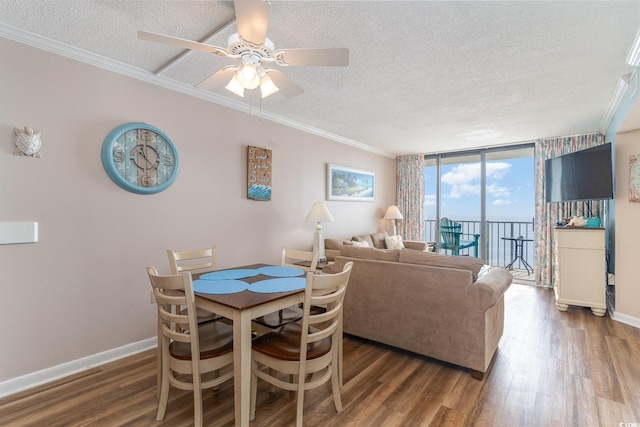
xmin=2 ymin=284 xmax=640 ymax=426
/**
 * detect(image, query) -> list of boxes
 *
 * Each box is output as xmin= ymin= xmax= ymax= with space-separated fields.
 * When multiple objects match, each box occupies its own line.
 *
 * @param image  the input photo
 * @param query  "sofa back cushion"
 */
xmin=340 ymin=245 xmax=401 ymax=262
xmin=369 ymin=232 xmax=389 ymax=249
xmin=399 ymin=249 xmax=485 ymax=281
xmin=352 ymin=234 xmax=374 ymax=248
xmin=325 ymin=238 xmax=352 ymax=251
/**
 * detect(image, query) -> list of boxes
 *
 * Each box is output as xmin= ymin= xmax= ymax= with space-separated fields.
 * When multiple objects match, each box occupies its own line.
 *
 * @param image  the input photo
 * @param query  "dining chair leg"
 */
xmin=192 ymin=358 xmax=203 ymax=427
xmin=331 ymin=347 xmax=343 ymax=412
xmin=250 ymin=361 xmax=258 ymax=421
xmin=156 ymin=314 xmax=162 ymax=400
xmin=193 ymin=387 xmax=203 ymax=427
xmin=296 ymin=376 xmax=305 ymax=427
xmin=156 ymin=354 xmax=170 ymax=421
xmin=338 ymin=313 xmax=344 ymax=387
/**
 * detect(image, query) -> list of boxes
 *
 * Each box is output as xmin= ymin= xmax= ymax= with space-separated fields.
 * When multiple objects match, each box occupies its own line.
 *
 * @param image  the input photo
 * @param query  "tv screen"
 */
xmin=545 ymin=143 xmax=613 ymax=203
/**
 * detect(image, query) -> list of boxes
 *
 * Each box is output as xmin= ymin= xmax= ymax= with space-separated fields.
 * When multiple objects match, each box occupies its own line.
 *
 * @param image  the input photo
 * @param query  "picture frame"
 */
xmin=630 ymin=154 xmax=640 ymax=202
xmin=326 ymin=163 xmax=375 ymax=201
xmin=247 ymin=146 xmax=272 ymax=201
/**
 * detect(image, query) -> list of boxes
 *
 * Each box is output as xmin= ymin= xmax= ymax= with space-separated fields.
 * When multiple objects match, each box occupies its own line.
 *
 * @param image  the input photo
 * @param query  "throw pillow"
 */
xmin=384 ymin=235 xmax=405 ymax=250
xmin=352 ymin=234 xmax=374 ymax=248
xmin=352 ymin=240 xmax=369 ymax=248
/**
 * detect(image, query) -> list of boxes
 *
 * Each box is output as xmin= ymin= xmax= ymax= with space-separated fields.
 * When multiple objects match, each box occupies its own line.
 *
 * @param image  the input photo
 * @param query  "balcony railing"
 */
xmin=424 ymin=219 xmax=535 ymax=271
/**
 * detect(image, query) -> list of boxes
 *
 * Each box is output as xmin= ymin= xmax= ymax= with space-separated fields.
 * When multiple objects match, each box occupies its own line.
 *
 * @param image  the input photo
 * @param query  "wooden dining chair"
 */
xmin=252 ymin=248 xmax=320 ymax=330
xmin=167 ymin=246 xmax=220 ymax=323
xmin=147 ymin=266 xmax=234 ymax=427
xmin=250 ymin=262 xmax=353 ymax=427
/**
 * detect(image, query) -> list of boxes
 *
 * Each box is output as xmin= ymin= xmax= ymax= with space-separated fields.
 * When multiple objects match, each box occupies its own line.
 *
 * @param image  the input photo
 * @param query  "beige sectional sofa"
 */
xmin=324 ymin=245 xmax=512 ymax=379
xmin=324 ymin=231 xmax=430 ymax=261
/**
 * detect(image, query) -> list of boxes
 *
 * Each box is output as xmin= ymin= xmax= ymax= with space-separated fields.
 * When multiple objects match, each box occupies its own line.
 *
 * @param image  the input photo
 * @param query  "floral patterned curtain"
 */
xmin=534 ymin=133 xmax=605 ymax=287
xmin=396 ymin=154 xmax=424 ymax=241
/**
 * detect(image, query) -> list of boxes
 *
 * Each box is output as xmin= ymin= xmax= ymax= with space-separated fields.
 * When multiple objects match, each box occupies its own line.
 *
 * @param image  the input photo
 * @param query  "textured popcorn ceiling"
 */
xmin=1 ymin=1 xmax=638 ymax=156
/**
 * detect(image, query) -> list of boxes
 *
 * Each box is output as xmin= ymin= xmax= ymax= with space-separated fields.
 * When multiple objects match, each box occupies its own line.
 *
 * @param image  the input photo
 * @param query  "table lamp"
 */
xmin=384 ymin=205 xmax=403 ymax=236
xmin=305 ymin=201 xmax=334 ymax=261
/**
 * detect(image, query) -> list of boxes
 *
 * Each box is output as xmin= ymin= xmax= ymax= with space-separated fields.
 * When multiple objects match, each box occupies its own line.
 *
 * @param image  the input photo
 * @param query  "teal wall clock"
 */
xmin=101 ymin=123 xmax=179 ymax=195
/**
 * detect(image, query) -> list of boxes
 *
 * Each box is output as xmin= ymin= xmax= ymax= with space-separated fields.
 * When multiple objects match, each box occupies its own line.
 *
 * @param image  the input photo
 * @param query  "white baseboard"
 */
xmin=0 ymin=337 xmax=156 ymax=398
xmin=612 ymin=311 xmax=640 ymax=329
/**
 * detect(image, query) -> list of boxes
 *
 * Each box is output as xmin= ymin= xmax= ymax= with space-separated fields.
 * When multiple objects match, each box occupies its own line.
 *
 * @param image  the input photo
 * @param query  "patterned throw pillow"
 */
xmin=384 ymin=235 xmax=405 ymax=249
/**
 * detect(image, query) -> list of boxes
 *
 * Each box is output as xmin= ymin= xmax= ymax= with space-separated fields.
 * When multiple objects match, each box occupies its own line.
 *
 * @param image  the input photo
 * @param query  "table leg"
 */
xmin=233 ymin=309 xmax=253 ymax=427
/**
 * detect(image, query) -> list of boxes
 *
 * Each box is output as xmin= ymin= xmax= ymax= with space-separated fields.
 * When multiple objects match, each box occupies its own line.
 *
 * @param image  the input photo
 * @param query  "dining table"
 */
xmin=192 ymin=263 xmax=307 ymax=427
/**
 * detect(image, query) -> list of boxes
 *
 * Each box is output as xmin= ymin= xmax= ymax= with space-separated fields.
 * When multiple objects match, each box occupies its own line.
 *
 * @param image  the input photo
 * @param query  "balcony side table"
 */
xmin=502 ymin=236 xmax=533 ymax=275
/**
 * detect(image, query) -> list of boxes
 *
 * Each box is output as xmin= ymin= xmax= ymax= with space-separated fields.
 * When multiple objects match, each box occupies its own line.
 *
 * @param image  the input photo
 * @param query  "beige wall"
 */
xmin=613 ymin=129 xmax=640 ymax=322
xmin=0 ymin=38 xmax=395 ymax=382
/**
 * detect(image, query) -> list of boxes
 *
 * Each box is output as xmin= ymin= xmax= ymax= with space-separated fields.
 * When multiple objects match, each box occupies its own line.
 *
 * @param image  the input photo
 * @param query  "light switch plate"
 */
xmin=0 ymin=222 xmax=38 ymax=244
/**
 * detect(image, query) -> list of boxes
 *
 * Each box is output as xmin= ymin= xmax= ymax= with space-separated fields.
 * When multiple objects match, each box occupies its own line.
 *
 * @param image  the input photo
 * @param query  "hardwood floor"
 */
xmin=2 ymin=284 xmax=640 ymax=426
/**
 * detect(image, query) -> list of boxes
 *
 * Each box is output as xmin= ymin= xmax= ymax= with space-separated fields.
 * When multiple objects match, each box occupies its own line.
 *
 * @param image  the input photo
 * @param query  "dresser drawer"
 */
xmin=555 ymin=228 xmax=604 ymax=250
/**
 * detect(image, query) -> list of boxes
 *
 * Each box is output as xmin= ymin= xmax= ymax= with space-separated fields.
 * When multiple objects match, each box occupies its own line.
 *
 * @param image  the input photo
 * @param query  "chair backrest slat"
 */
xmin=167 ymin=247 xmax=217 ymax=275
xmin=147 ymin=267 xmax=199 ymax=351
xmin=299 ymin=263 xmax=352 ymax=354
xmin=282 ymin=248 xmax=319 ymax=272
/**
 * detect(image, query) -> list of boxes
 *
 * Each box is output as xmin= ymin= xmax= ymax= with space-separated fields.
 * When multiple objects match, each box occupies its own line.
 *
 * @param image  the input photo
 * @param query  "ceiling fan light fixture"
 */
xmin=260 ymin=74 xmax=279 ymax=98
xmin=237 ymin=63 xmax=260 ymax=89
xmin=225 ymin=74 xmax=245 ymax=97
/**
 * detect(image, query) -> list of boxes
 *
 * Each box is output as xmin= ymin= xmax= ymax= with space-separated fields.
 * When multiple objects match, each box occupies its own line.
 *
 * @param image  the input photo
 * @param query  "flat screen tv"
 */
xmin=545 ymin=143 xmax=613 ymax=203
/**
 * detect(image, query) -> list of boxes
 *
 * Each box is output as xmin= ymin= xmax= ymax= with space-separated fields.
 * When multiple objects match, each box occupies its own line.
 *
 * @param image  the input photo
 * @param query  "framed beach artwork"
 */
xmin=326 ymin=163 xmax=375 ymax=201
xmin=630 ymin=154 xmax=640 ymax=202
xmin=247 ymin=146 xmax=272 ymax=201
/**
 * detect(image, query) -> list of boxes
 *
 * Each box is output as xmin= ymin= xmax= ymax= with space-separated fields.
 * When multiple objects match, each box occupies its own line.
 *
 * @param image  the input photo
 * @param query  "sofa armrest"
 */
xmin=469 ymin=268 xmax=512 ymax=311
xmin=403 ymin=240 xmax=428 ymax=251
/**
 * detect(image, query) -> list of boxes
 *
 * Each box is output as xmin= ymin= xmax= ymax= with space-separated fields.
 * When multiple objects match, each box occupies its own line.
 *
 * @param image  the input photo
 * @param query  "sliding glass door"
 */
xmin=424 ymin=144 xmax=534 ymax=270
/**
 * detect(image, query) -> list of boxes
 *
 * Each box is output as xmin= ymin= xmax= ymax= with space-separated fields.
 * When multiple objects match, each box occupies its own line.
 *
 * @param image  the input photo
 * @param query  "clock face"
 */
xmin=101 ymin=123 xmax=179 ymax=194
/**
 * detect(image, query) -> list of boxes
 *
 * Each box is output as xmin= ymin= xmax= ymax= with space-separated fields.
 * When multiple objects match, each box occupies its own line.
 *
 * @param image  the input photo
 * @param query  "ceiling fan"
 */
xmin=138 ymin=0 xmax=349 ymax=99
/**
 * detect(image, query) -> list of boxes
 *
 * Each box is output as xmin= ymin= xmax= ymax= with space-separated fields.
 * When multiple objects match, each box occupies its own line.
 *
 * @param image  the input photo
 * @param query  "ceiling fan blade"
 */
xmin=138 ymin=31 xmax=228 ymax=57
xmin=234 ymin=0 xmax=270 ymax=45
xmin=266 ymin=69 xmax=304 ymax=99
xmin=275 ymin=48 xmax=349 ymax=67
xmin=196 ymin=66 xmax=238 ymax=90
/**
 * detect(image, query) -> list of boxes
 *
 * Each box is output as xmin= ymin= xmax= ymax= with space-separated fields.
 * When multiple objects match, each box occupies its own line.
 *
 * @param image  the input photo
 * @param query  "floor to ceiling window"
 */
xmin=424 ymin=144 xmax=535 ymax=272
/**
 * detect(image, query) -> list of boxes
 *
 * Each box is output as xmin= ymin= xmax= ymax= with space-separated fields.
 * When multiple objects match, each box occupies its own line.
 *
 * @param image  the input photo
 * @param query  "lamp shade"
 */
xmin=260 ymin=74 xmax=279 ymax=98
xmin=305 ymin=202 xmax=334 ymax=223
xmin=384 ymin=205 xmax=403 ymax=220
xmin=225 ymin=74 xmax=245 ymax=97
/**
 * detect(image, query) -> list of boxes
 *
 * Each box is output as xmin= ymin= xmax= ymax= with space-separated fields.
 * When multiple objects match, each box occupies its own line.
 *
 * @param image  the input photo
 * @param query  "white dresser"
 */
xmin=554 ymin=227 xmax=606 ymax=316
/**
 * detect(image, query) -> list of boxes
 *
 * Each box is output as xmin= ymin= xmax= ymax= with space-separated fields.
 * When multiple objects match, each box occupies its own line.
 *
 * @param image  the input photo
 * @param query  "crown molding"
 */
xmin=599 ymin=76 xmax=630 ymax=133
xmin=627 ymin=28 xmax=640 ymax=66
xmin=0 ymin=23 xmax=395 ymax=159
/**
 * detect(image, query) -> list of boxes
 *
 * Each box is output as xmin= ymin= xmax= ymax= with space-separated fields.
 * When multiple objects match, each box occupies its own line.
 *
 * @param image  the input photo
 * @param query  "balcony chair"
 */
xmin=147 ymin=267 xmax=234 ymax=427
xmin=439 ymin=217 xmax=480 ymax=257
xmin=250 ymin=262 xmax=353 ymax=427
xmin=252 ymin=248 xmax=320 ymax=331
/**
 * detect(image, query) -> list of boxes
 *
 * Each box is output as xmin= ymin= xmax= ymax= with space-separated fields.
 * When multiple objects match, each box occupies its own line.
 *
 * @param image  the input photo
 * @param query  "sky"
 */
xmin=424 ymin=156 xmax=535 ymax=222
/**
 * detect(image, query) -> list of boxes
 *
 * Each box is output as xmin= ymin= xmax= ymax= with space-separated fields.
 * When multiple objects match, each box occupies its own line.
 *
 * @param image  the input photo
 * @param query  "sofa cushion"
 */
xmin=352 ymin=240 xmax=370 ymax=247
xmin=399 ymin=249 xmax=485 ymax=281
xmin=340 ymin=245 xmax=401 ymax=262
xmin=385 ymin=235 xmax=405 ymax=249
xmin=370 ymin=231 xmax=389 ymax=249
xmin=325 ymin=238 xmax=351 ymax=251
xmin=352 ymin=234 xmax=374 ymax=248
